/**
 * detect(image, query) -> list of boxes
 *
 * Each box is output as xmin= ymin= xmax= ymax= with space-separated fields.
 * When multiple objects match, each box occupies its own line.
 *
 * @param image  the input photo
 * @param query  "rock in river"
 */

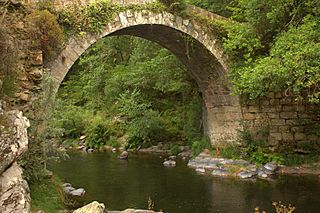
xmin=119 ymin=151 xmax=129 ymax=160
xmin=163 ymin=160 xmax=176 ymax=167
xmin=73 ymin=201 xmax=105 ymax=213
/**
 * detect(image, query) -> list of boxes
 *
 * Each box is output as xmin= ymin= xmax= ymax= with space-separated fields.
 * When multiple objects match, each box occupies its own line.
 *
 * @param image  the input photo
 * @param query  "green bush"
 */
xmin=107 ymin=137 xmax=121 ymax=148
xmin=191 ymin=137 xmax=212 ymax=156
xmin=85 ymin=117 xmax=111 ymax=148
xmin=170 ymin=144 xmax=180 ymax=155
xmin=220 ymin=145 xmax=241 ymax=159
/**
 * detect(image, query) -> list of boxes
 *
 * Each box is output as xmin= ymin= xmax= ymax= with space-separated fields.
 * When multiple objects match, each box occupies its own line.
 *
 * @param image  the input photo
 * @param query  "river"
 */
xmin=49 ymin=151 xmax=320 ymax=212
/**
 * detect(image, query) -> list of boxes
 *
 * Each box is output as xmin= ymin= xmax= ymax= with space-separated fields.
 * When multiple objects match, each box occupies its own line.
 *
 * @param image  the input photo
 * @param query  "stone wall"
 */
xmin=241 ymin=92 xmax=320 ymax=149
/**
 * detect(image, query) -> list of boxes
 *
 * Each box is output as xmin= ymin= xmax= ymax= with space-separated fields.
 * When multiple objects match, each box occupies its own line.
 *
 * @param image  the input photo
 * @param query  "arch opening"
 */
xmin=47 ymin=11 xmax=241 ymax=145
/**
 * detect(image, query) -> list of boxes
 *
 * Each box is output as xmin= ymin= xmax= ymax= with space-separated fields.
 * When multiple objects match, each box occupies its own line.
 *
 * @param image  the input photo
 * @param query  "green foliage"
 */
xmin=27 ymin=10 xmax=64 ymax=61
xmin=222 ymin=22 xmax=262 ymax=62
xmin=106 ymin=137 xmax=121 ymax=148
xmin=186 ymin=0 xmax=233 ymax=17
xmin=85 ymin=118 xmax=110 ymax=148
xmin=30 ymin=176 xmax=65 ymax=213
xmin=170 ymin=144 xmax=180 ymax=155
xmin=191 ymin=137 xmax=212 ymax=156
xmin=222 ymin=0 xmax=320 ymax=103
xmin=230 ymin=15 xmax=320 ymax=102
xmin=219 ymin=144 xmax=241 ymax=159
xmin=236 ymin=127 xmax=283 ymax=164
xmin=53 ymin=36 xmax=203 ymax=150
xmin=57 ymin=0 xmax=165 ymax=35
xmin=158 ymin=0 xmax=188 ymax=17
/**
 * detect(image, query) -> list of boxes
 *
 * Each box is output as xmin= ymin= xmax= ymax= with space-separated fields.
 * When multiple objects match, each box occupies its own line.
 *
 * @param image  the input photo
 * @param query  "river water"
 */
xmin=49 ymin=151 xmax=320 ymax=213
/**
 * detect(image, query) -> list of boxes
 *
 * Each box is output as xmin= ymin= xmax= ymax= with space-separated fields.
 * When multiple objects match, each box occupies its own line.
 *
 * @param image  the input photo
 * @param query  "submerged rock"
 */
xmin=119 ymin=151 xmax=129 ymax=160
xmin=73 ymin=201 xmax=105 ymax=213
xmin=163 ymin=160 xmax=176 ymax=167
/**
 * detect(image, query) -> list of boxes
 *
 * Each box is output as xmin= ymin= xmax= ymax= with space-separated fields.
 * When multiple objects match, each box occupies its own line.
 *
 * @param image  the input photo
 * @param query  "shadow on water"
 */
xmin=49 ymin=151 xmax=320 ymax=213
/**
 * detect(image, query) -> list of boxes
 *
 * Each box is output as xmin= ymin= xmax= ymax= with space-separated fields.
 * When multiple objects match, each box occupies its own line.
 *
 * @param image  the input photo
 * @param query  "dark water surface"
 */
xmin=49 ymin=151 xmax=320 ymax=213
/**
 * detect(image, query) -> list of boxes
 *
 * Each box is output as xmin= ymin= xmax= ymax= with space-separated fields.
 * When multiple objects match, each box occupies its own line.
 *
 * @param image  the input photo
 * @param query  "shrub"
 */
xmin=27 ymin=10 xmax=64 ymax=61
xmin=159 ymin=0 xmax=188 ymax=17
xmin=85 ymin=119 xmax=110 ymax=149
xmin=191 ymin=136 xmax=212 ymax=156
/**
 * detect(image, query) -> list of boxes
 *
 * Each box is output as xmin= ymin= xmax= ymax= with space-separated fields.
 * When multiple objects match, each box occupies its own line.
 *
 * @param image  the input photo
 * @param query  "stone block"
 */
xmin=307 ymin=134 xmax=318 ymax=141
xmin=269 ymin=99 xmax=279 ymax=106
xmin=280 ymin=98 xmax=292 ymax=105
xmin=267 ymin=112 xmax=279 ymax=119
xmin=269 ymin=126 xmax=278 ymax=133
xmin=282 ymin=133 xmax=294 ymax=141
xmin=274 ymin=92 xmax=283 ymax=98
xmin=280 ymin=112 xmax=297 ymax=119
xmin=279 ymin=125 xmax=290 ymax=133
xmin=247 ymin=106 xmax=260 ymax=113
xmin=286 ymin=119 xmax=298 ymax=125
xmin=298 ymin=113 xmax=311 ymax=119
xmin=291 ymin=126 xmax=304 ymax=133
xmin=269 ymin=133 xmax=282 ymax=141
xmin=296 ymin=105 xmax=305 ymax=112
xmin=294 ymin=133 xmax=306 ymax=141
xmin=267 ymin=92 xmax=274 ymax=98
xmin=261 ymin=106 xmax=279 ymax=112
xmin=282 ymin=105 xmax=295 ymax=112
xmin=243 ymin=112 xmax=256 ymax=120
xmin=271 ymin=119 xmax=286 ymax=126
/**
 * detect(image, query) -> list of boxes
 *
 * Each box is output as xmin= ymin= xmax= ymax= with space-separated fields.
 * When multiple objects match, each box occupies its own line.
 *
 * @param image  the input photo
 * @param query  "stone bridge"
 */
xmin=24 ymin=0 xmax=318 ymax=146
xmin=45 ymin=0 xmax=241 ymax=145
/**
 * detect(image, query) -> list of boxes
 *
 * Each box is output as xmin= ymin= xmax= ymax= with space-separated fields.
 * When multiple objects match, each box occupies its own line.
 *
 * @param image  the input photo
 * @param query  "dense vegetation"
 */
xmin=189 ymin=0 xmax=320 ymax=103
xmin=52 ymin=36 xmax=203 ymax=150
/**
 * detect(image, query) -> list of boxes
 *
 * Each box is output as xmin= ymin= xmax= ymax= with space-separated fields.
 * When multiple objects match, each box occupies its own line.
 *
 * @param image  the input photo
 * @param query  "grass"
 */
xmin=29 ymin=175 xmax=65 ymax=213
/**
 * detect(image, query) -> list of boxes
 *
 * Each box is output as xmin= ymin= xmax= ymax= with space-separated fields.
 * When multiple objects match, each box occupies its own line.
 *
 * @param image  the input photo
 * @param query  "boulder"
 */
xmin=73 ymin=201 xmax=105 ymax=213
xmin=0 ymin=162 xmax=31 ymax=213
xmin=69 ymin=188 xmax=86 ymax=197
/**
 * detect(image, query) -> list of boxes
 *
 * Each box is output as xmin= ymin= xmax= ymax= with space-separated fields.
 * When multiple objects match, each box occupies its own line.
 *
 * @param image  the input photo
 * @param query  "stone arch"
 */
xmin=46 ymin=10 xmax=242 ymax=145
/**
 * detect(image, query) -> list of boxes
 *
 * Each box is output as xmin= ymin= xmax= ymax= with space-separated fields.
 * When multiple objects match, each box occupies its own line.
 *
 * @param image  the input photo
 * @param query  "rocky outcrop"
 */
xmin=0 ymin=106 xmax=30 ymax=213
xmin=73 ymin=201 xmax=105 ymax=213
xmin=188 ymin=152 xmax=278 ymax=179
xmin=0 ymin=162 xmax=31 ymax=213
xmin=0 ymin=110 xmax=30 ymax=174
